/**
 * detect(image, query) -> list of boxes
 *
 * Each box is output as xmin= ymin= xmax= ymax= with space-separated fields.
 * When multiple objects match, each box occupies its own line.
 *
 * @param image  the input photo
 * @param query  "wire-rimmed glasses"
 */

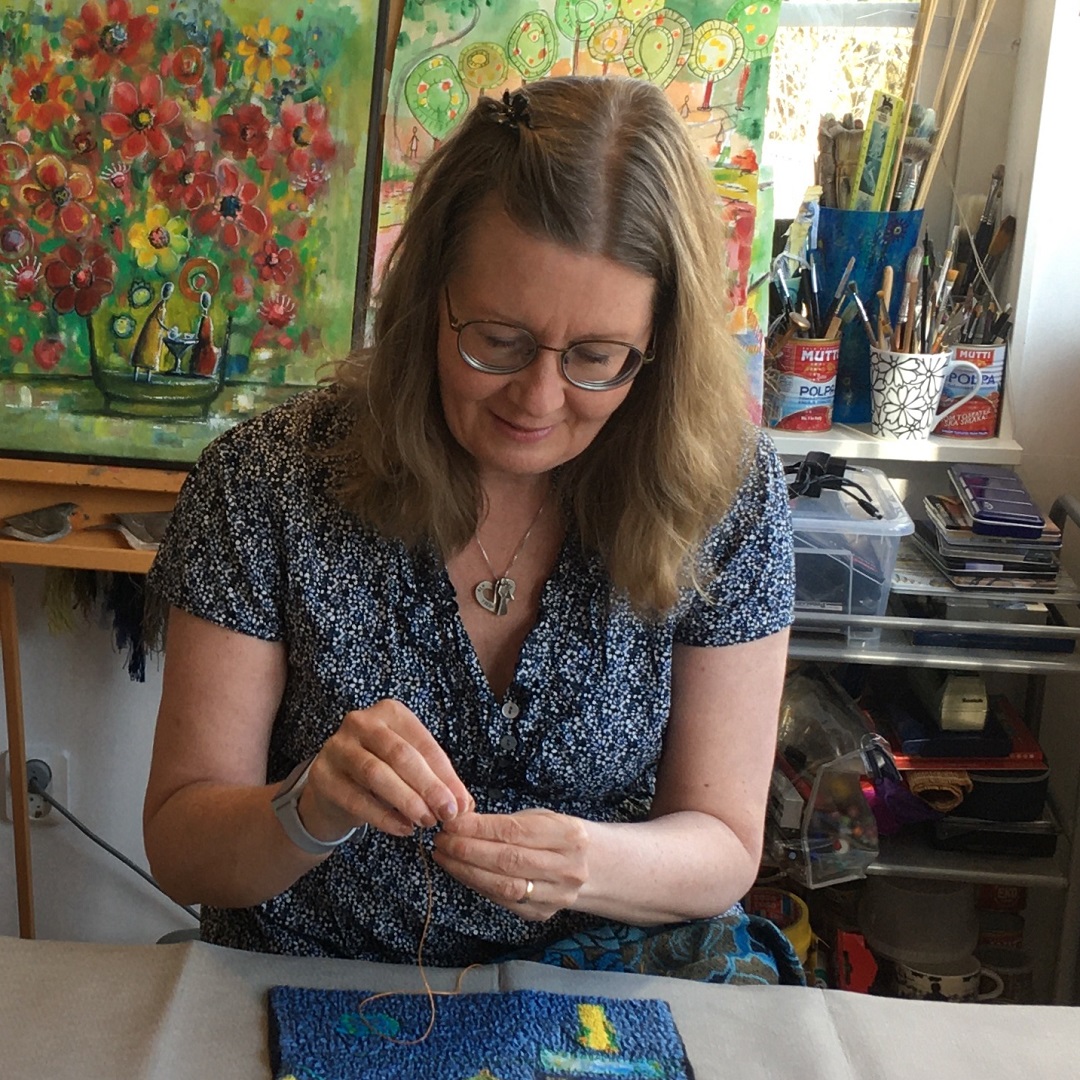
xmin=445 ymin=286 xmax=652 ymax=391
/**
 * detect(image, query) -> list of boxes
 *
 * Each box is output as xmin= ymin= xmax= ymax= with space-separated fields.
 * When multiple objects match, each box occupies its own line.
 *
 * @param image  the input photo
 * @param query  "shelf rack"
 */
xmin=766 ymin=424 xmax=1023 ymax=465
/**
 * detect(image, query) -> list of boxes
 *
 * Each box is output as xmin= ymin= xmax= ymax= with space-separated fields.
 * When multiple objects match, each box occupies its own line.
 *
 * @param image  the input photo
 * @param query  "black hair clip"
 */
xmin=785 ymin=451 xmax=883 ymax=520
xmin=496 ymin=89 xmax=532 ymax=130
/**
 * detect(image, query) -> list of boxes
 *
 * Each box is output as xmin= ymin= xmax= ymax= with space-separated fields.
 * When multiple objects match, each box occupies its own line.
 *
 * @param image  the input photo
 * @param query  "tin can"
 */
xmin=933 ymin=343 xmax=1006 ymax=438
xmin=764 ymin=337 xmax=840 ymax=432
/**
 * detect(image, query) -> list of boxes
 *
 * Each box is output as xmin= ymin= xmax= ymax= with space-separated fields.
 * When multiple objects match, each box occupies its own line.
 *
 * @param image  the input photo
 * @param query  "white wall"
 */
xmin=0 ymin=568 xmax=193 ymax=942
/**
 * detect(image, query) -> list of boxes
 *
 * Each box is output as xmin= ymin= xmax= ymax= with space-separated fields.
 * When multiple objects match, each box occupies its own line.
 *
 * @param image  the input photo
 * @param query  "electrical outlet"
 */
xmin=1 ymin=747 xmax=69 ymax=826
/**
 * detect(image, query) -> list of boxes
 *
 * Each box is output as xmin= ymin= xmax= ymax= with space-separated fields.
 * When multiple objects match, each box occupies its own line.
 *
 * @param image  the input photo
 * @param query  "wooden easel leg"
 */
xmin=0 ymin=567 xmax=35 ymax=938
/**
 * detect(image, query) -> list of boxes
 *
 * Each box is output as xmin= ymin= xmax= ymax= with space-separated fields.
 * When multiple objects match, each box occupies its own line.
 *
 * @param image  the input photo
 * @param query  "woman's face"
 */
xmin=436 ymin=207 xmax=655 ymax=487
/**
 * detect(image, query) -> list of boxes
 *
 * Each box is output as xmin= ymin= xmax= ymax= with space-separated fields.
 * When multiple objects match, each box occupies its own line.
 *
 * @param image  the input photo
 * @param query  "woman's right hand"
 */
xmin=299 ymin=699 xmax=474 ymax=839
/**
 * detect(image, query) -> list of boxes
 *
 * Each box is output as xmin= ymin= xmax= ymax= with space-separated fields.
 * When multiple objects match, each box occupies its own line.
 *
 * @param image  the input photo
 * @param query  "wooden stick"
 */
xmin=0 ymin=570 xmax=35 ymax=938
xmin=914 ymin=0 xmax=997 ymax=211
xmin=932 ymin=0 xmax=969 ymax=117
xmin=886 ymin=0 xmax=940 ymax=207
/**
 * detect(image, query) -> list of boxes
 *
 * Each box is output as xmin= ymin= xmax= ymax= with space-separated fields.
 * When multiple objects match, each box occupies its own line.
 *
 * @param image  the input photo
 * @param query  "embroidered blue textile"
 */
xmin=268 ymin=986 xmax=694 ymax=1079
xmin=502 ymin=909 xmax=806 ymax=987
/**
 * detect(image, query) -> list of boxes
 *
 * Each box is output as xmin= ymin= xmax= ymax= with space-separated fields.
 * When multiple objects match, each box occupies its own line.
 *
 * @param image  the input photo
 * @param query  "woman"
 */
xmin=143 ymin=77 xmax=799 ymax=983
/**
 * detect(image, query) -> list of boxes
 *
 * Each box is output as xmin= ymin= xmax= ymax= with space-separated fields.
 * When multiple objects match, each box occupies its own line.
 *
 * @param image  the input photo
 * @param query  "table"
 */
xmin=0 ymin=935 xmax=1076 ymax=1079
xmin=0 ymin=458 xmax=184 ymax=938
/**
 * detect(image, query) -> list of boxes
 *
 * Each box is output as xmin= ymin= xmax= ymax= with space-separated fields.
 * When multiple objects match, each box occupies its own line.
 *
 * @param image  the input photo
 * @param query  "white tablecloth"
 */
xmin=0 ymin=935 xmax=1075 ymax=1078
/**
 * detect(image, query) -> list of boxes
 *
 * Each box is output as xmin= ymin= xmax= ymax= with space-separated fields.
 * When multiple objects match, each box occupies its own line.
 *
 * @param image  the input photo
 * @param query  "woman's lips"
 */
xmin=492 ymin=413 xmax=556 ymax=442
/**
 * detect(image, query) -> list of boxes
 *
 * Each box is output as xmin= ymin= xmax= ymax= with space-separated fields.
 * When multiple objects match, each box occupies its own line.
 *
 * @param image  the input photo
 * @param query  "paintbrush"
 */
xmin=915 ymin=0 xmax=998 ymax=210
xmin=975 ymin=214 xmax=1016 ymax=297
xmin=878 ymin=264 xmax=894 ymax=347
xmin=959 ymin=164 xmax=1004 ymax=293
xmin=820 ymin=256 xmax=856 ymax=336
xmin=901 ymin=242 xmax=923 ymax=352
xmin=847 ymin=282 xmax=877 ymax=347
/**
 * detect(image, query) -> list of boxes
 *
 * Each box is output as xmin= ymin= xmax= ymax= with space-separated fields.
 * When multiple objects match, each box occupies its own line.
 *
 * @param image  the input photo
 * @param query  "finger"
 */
xmin=440 ymin=809 xmax=563 ymax=847
xmin=381 ymin=703 xmax=475 ymax=817
xmin=308 ymin=757 xmax=418 ymax=837
xmin=432 ymin=829 xmax=562 ymax=884
xmin=346 ymin=703 xmax=473 ymax=821
xmin=431 ymin=848 xmax=550 ymax=920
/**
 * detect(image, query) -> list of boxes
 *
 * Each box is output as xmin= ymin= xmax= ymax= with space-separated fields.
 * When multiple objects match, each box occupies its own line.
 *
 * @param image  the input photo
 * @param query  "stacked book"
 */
xmin=912 ymin=465 xmax=1062 ymax=593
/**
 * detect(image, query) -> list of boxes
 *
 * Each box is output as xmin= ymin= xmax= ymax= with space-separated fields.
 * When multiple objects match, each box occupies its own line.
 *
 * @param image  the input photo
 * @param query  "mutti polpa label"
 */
xmin=934 ymin=343 xmax=1006 ymax=438
xmin=765 ymin=338 xmax=840 ymax=432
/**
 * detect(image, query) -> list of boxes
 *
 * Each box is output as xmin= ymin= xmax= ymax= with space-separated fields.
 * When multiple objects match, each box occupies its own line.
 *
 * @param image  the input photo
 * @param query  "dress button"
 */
xmin=501 ymin=701 xmax=520 ymax=719
xmin=487 ymin=787 xmax=503 ymax=801
xmin=499 ymin=734 xmax=518 ymax=752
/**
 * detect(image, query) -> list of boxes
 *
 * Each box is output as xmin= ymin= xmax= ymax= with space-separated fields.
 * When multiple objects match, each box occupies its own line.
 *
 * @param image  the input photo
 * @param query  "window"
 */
xmin=763 ymin=1 xmax=919 ymax=218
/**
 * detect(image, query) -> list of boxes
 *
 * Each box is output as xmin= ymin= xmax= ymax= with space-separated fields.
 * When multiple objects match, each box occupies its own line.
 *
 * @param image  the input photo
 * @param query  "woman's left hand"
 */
xmin=432 ymin=808 xmax=589 ymax=921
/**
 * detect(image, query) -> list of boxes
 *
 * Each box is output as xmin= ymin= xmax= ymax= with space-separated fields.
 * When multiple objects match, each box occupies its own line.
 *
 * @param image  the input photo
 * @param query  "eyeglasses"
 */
xmin=444 ymin=286 xmax=653 ymax=391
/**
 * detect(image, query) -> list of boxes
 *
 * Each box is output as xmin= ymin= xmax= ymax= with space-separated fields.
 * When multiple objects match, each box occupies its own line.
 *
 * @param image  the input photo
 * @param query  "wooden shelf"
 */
xmin=0 ymin=457 xmax=185 ymax=573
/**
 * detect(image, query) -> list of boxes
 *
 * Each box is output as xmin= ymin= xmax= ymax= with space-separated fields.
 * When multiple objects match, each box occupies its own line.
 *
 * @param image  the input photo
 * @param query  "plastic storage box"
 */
xmin=788 ymin=463 xmax=913 ymax=642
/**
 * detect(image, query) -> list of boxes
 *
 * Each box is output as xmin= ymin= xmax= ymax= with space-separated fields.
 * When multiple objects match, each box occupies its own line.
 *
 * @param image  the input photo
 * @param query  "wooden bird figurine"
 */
xmin=0 ymin=502 xmax=81 ymax=543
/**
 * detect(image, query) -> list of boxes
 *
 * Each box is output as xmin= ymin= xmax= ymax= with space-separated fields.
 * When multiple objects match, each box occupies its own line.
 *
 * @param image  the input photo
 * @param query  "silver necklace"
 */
xmin=473 ymin=493 xmax=549 ymax=616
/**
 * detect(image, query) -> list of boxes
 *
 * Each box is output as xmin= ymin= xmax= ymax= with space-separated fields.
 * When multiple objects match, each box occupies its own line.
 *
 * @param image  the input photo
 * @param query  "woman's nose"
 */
xmin=508 ymin=346 xmax=566 ymax=415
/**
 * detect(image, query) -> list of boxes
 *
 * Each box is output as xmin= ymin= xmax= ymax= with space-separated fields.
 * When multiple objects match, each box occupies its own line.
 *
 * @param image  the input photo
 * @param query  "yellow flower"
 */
xmin=237 ymin=18 xmax=293 ymax=88
xmin=128 ymin=206 xmax=190 ymax=273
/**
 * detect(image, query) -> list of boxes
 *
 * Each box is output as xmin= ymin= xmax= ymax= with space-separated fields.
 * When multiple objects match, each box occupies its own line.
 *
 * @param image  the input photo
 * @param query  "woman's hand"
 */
xmin=301 ymin=699 xmax=475 ymax=840
xmin=432 ymin=808 xmax=589 ymax=921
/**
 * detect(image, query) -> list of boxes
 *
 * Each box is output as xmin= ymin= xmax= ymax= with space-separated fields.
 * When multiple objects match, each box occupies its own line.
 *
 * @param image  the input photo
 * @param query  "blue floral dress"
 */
xmin=148 ymin=386 xmax=801 ymax=983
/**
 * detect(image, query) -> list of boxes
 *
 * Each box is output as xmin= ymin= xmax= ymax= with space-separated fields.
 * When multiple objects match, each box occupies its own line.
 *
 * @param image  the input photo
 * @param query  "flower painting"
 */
xmin=0 ymin=0 xmax=383 ymax=464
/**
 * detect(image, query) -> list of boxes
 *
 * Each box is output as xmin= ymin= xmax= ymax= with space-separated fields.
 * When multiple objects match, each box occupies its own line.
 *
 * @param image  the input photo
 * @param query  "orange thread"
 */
xmin=355 ymin=833 xmax=482 ymax=1046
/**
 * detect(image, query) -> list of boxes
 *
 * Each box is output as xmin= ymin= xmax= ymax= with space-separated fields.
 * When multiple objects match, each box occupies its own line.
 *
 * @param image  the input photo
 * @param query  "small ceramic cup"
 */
xmin=869 ymin=348 xmax=982 ymax=440
xmin=893 ymin=954 xmax=1005 ymax=1002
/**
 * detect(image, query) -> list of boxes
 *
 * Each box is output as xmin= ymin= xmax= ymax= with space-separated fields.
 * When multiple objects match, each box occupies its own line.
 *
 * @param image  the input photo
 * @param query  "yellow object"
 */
xmin=743 ymin=886 xmax=812 ymax=965
xmin=576 ymin=1003 xmax=618 ymax=1052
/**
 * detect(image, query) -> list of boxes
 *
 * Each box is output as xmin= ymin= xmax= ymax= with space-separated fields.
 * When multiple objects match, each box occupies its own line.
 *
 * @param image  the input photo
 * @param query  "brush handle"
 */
xmin=914 ymin=0 xmax=997 ymax=210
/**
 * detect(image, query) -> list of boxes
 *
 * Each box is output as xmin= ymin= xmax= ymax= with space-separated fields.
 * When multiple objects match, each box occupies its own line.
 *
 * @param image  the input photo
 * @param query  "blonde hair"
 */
xmin=335 ymin=76 xmax=753 ymax=614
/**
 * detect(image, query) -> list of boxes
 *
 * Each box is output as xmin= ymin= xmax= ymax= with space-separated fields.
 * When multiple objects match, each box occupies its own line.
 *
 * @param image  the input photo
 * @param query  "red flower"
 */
xmin=44 ymin=242 xmax=116 ymax=316
xmin=9 ymin=43 xmax=75 ymax=131
xmin=64 ymin=0 xmax=155 ymax=80
xmin=8 ymin=335 xmax=26 ymax=354
xmin=33 ymin=338 xmax=64 ymax=370
xmin=101 ymin=75 xmax=180 ymax=161
xmin=193 ymin=162 xmax=267 ymax=248
xmin=18 ymin=155 xmax=96 ymax=236
xmin=169 ymin=44 xmax=204 ymax=86
xmin=218 ymin=104 xmax=271 ymax=161
xmin=291 ymin=162 xmax=329 ymax=200
xmin=272 ymin=101 xmax=335 ymax=173
xmin=258 ymin=292 xmax=296 ymax=328
xmin=3 ymin=256 xmax=43 ymax=299
xmin=152 ymin=147 xmax=215 ymax=211
xmin=252 ymin=239 xmax=298 ymax=285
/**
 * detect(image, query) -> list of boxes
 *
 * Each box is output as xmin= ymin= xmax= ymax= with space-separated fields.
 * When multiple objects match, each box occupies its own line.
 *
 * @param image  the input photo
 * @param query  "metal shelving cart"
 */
xmin=787 ymin=494 xmax=1080 ymax=1005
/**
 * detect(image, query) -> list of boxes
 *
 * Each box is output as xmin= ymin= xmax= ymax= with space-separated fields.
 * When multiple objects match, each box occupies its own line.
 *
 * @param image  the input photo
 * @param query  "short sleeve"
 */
xmin=147 ymin=424 xmax=286 ymax=641
xmin=674 ymin=431 xmax=794 ymax=647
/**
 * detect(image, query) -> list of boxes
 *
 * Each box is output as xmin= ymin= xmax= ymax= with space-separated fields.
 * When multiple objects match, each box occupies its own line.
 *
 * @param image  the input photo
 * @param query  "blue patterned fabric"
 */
xmin=268 ymin=986 xmax=693 ymax=1080
xmin=149 ymin=387 xmax=795 ymax=965
xmin=502 ymin=908 xmax=806 ymax=987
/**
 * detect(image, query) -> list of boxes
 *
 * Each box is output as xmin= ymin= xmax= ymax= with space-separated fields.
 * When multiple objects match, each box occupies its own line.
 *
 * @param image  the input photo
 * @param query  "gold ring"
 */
xmin=517 ymin=878 xmax=534 ymax=904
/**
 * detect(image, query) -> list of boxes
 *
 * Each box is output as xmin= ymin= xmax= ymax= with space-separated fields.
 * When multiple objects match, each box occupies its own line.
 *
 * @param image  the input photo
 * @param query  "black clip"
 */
xmin=496 ymin=89 xmax=532 ymax=130
xmin=785 ymin=452 xmax=883 ymax=519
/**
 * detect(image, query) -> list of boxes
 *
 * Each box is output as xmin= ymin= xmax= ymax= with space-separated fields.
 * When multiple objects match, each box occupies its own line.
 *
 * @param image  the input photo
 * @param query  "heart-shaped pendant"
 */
xmin=475 ymin=580 xmax=498 ymax=613
xmin=475 ymin=576 xmax=515 ymax=616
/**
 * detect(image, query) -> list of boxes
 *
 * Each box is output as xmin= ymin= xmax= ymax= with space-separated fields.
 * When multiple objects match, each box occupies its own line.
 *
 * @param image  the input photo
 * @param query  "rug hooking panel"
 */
xmin=268 ymin=986 xmax=694 ymax=1079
